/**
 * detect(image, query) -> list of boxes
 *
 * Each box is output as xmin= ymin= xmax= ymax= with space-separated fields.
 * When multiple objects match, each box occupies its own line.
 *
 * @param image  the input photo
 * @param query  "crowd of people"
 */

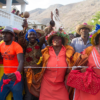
xmin=11 ymin=8 xmax=24 ymax=18
xmin=0 ymin=8 xmax=100 ymax=100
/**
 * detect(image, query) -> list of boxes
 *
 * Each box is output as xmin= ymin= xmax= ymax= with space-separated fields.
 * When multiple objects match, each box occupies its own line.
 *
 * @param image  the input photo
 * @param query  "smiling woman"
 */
xmin=28 ymin=32 xmax=37 ymax=43
xmin=67 ymin=24 xmax=100 ymax=100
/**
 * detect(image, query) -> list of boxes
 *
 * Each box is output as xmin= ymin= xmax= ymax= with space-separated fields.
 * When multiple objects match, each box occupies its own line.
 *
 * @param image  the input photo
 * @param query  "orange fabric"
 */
xmin=71 ymin=52 xmax=81 ymax=66
xmin=26 ymin=45 xmax=74 ymax=97
xmin=68 ymin=46 xmax=93 ymax=100
xmin=0 ymin=41 xmax=4 ymax=64
xmin=42 ymin=45 xmax=74 ymax=67
xmin=74 ymin=47 xmax=100 ymax=100
xmin=83 ymin=46 xmax=94 ymax=56
xmin=0 ymin=41 xmax=23 ymax=74
xmin=40 ymin=46 xmax=69 ymax=100
xmin=26 ymin=67 xmax=46 ymax=97
xmin=65 ymin=45 xmax=75 ymax=67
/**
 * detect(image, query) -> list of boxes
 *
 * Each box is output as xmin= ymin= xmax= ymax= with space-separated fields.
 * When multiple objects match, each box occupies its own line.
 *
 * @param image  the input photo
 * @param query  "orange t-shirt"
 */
xmin=0 ymin=41 xmax=23 ymax=74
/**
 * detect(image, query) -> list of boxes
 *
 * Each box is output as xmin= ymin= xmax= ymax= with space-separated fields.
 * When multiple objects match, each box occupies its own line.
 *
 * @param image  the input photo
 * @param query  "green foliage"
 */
xmin=71 ymin=31 xmax=75 ymax=34
xmin=57 ymin=32 xmax=70 ymax=44
xmin=88 ymin=11 xmax=100 ymax=30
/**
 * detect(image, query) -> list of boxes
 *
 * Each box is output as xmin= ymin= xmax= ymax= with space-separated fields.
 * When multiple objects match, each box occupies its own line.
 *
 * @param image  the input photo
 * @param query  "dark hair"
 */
xmin=50 ymin=20 xmax=55 ymax=27
xmin=69 ymin=33 xmax=74 ymax=36
xmin=95 ymin=33 xmax=100 ymax=45
xmin=49 ymin=35 xmax=65 ymax=45
xmin=16 ymin=10 xmax=19 ymax=15
xmin=76 ymin=33 xmax=81 ymax=37
xmin=17 ymin=10 xmax=19 ymax=12
xmin=14 ymin=32 xmax=18 ymax=42
xmin=79 ymin=27 xmax=90 ymax=32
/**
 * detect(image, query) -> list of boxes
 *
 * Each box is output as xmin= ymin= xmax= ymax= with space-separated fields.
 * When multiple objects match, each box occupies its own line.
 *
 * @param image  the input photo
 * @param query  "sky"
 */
xmin=19 ymin=0 xmax=84 ymax=11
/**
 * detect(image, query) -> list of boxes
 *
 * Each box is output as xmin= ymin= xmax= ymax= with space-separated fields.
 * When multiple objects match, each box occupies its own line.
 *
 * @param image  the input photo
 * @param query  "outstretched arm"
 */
xmin=51 ymin=11 xmax=53 ymax=20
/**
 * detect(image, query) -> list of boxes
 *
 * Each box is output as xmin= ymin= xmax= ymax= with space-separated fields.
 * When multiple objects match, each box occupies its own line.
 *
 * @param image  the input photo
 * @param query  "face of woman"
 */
xmin=52 ymin=35 xmax=62 ymax=46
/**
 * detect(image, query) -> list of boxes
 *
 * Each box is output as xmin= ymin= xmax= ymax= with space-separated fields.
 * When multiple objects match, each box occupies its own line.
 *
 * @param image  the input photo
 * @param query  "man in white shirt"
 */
xmin=71 ymin=23 xmax=93 ymax=53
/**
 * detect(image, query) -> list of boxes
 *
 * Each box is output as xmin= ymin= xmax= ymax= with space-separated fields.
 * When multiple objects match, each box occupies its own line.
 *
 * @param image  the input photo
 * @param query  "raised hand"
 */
xmin=51 ymin=11 xmax=53 ymax=20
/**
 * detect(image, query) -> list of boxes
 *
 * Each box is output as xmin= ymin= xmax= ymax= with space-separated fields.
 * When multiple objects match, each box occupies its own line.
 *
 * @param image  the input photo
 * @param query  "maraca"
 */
xmin=23 ymin=11 xmax=30 ymax=18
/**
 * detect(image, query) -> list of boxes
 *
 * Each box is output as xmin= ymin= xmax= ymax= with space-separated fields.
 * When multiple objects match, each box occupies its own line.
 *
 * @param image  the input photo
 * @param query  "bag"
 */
xmin=67 ymin=67 xmax=100 ymax=95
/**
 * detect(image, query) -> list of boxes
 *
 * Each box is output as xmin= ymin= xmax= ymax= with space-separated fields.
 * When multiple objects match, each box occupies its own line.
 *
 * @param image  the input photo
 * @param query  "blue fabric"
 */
xmin=0 ymin=74 xmax=23 ymax=100
xmin=42 ymin=44 xmax=46 ymax=49
xmin=95 ymin=24 xmax=100 ymax=32
xmin=70 ymin=37 xmax=92 ymax=53
xmin=25 ymin=29 xmax=39 ymax=42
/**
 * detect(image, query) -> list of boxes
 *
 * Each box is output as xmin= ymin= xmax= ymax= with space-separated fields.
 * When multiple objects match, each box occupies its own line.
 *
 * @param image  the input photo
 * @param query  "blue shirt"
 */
xmin=70 ymin=37 xmax=92 ymax=53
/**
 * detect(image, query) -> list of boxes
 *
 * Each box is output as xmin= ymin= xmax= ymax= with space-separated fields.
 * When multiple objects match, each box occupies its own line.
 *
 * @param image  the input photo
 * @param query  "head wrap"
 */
xmin=95 ymin=24 xmax=100 ymax=31
xmin=91 ymin=24 xmax=100 ymax=45
xmin=25 ymin=29 xmax=39 ymax=42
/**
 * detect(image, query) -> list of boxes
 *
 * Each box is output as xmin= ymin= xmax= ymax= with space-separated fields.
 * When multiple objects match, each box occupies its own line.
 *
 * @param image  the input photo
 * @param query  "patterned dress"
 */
xmin=24 ymin=42 xmax=42 ymax=74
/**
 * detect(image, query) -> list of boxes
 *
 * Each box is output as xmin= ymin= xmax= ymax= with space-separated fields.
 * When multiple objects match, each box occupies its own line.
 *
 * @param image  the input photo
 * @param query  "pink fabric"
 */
xmin=1 ymin=71 xmax=21 ymax=92
xmin=13 ymin=28 xmax=18 ymax=30
xmin=83 ymin=67 xmax=93 ymax=88
xmin=11 ymin=10 xmax=15 ymax=13
xmin=80 ymin=52 xmax=83 ymax=54
xmin=14 ymin=71 xmax=21 ymax=85
xmin=74 ymin=47 xmax=100 ymax=100
xmin=1 ymin=79 xmax=11 ymax=92
xmin=81 ymin=49 xmax=86 ymax=54
xmin=67 ymin=67 xmax=100 ymax=95
xmin=83 ymin=23 xmax=88 ymax=25
xmin=39 ymin=46 xmax=69 ymax=100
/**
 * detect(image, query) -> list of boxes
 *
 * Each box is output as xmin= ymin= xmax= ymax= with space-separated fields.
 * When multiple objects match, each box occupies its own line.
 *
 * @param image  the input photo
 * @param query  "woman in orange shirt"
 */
xmin=39 ymin=28 xmax=74 ymax=100
xmin=67 ymin=24 xmax=100 ymax=100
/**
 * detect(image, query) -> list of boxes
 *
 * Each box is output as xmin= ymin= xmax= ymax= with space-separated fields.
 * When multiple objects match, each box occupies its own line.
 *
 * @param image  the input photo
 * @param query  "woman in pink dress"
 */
xmin=39 ymin=28 xmax=74 ymax=100
xmin=67 ymin=24 xmax=100 ymax=100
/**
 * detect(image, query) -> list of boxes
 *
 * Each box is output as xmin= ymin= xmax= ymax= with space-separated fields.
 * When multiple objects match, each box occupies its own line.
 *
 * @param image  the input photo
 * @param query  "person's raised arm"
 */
xmin=18 ymin=19 xmax=28 ymax=49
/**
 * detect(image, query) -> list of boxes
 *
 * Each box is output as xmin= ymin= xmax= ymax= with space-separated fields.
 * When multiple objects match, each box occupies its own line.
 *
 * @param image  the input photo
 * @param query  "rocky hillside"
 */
xmin=29 ymin=0 xmax=100 ymax=32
